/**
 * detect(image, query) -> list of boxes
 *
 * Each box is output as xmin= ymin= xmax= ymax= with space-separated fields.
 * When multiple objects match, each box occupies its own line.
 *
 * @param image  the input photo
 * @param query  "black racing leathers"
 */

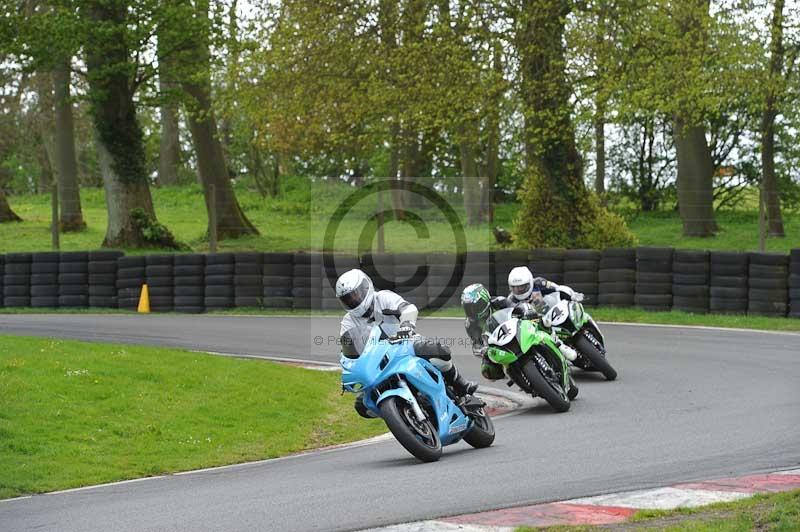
xmin=465 ymin=296 xmax=512 ymax=381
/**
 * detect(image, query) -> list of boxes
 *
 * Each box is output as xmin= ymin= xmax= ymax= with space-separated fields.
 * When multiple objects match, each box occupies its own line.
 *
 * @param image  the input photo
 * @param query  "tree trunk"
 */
xmin=53 ymin=62 xmax=86 ymax=232
xmin=0 ymin=168 xmax=22 ymax=222
xmin=674 ymin=116 xmax=717 ymax=236
xmin=760 ymin=0 xmax=785 ymax=237
xmin=593 ymin=3 xmax=607 ymax=199
xmin=175 ymin=0 xmax=258 ymax=240
xmin=84 ymin=0 xmax=173 ymax=248
xmin=156 ymin=26 xmax=181 ymax=186
xmin=96 ymin=140 xmax=156 ymax=247
xmin=157 ymin=98 xmax=181 ymax=186
xmin=36 ymin=139 xmax=53 ymax=194
xmin=480 ymin=42 xmax=502 ymax=223
xmin=594 ymin=112 xmax=606 ymax=197
xmin=672 ymin=0 xmax=717 ymax=237
xmin=514 ymin=0 xmax=588 ymax=246
xmin=459 ymin=127 xmax=481 ymax=226
xmin=183 ymin=81 xmax=259 ymax=239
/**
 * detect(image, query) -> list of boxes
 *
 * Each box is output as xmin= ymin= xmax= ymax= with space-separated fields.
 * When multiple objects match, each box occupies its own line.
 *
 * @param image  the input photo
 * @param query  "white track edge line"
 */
xmin=174 ymin=313 xmax=800 ymax=336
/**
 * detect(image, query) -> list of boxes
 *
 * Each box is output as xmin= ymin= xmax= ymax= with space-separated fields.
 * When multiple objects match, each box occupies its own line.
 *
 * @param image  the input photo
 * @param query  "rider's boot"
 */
xmin=354 ymin=393 xmax=377 ymax=418
xmin=443 ymin=366 xmax=478 ymax=397
xmin=559 ymin=343 xmax=578 ymax=362
xmin=567 ymin=375 xmax=579 ymax=400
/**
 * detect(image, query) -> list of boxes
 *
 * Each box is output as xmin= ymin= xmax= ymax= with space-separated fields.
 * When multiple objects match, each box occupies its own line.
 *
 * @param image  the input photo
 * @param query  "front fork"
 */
xmin=397 ymin=378 xmax=427 ymax=423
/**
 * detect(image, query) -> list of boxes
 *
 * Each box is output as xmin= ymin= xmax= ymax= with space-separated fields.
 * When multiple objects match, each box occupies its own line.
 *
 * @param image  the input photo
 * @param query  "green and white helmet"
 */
xmin=461 ymin=283 xmax=491 ymax=321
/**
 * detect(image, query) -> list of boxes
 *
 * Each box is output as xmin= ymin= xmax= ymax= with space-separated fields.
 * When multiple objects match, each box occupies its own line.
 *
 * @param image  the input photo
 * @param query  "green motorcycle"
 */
xmin=485 ymin=308 xmax=573 ymax=412
xmin=535 ymin=294 xmax=617 ymax=381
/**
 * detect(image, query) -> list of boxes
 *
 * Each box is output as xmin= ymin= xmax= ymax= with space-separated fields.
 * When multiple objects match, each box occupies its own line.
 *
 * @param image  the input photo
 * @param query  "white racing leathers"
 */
xmin=339 ymin=290 xmax=419 ymax=357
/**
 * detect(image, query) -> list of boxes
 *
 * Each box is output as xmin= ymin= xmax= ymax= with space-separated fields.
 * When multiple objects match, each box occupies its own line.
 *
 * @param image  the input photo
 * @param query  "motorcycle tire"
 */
xmin=574 ymin=332 xmax=618 ymax=381
xmin=379 ymin=396 xmax=442 ymax=462
xmin=519 ymin=357 xmax=570 ymax=413
xmin=462 ymin=408 xmax=495 ymax=449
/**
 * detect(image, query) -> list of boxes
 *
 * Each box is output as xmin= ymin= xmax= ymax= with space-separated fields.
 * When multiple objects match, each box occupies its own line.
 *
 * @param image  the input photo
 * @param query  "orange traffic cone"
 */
xmin=137 ymin=284 xmax=151 ymax=313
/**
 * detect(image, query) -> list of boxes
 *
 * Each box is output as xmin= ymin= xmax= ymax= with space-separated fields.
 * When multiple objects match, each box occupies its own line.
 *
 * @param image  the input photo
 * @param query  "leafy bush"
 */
xmin=513 ymin=170 xmax=637 ymax=249
xmin=130 ymin=208 xmax=188 ymax=250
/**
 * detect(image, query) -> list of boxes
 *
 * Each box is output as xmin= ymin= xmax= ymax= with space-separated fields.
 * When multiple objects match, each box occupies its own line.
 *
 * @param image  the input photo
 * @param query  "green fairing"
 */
xmin=518 ymin=320 xmax=547 ymax=353
xmin=571 ymin=302 xmax=589 ymax=329
xmin=487 ymin=346 xmax=519 ymax=365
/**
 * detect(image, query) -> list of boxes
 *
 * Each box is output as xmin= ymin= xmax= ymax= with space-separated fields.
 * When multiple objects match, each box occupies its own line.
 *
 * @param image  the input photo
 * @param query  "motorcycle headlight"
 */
xmin=343 ymin=382 xmax=363 ymax=393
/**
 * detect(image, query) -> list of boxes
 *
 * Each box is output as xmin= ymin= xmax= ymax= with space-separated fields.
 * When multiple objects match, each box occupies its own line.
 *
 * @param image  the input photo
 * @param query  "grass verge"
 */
xmin=2 ymin=180 xmax=796 ymax=253
xmin=0 ymin=335 xmax=385 ymax=500
xmin=214 ymin=306 xmax=800 ymax=333
xmin=1 ymin=306 xmax=798 ymax=332
xmin=516 ymin=488 xmax=800 ymax=531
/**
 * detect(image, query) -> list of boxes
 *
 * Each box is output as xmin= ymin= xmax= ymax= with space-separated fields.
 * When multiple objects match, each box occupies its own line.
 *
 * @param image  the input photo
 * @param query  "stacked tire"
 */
xmin=635 ymin=247 xmax=673 ymax=312
xmin=145 ymin=255 xmax=174 ymax=312
xmin=293 ymin=253 xmax=322 ymax=310
xmin=790 ymin=249 xmax=800 ymax=319
xmin=393 ymin=253 xmax=428 ymax=309
xmin=463 ymin=252 xmax=494 ymax=295
xmin=263 ymin=253 xmax=293 ymax=309
xmin=598 ymin=248 xmax=636 ymax=307
xmin=322 ymin=254 xmax=359 ymax=310
xmin=362 ymin=253 xmax=395 ymax=292
xmin=426 ymin=253 xmax=463 ymax=309
xmin=30 ymin=252 xmax=60 ymax=308
xmin=562 ymin=249 xmax=600 ymax=307
xmin=747 ymin=252 xmax=789 ymax=317
xmin=494 ymin=250 xmax=528 ymax=298
xmin=709 ymin=252 xmax=748 ymax=314
xmin=529 ymin=249 xmax=564 ymax=285
xmin=234 ymin=253 xmax=263 ymax=308
xmin=174 ymin=254 xmax=205 ymax=313
xmin=205 ymin=253 xmax=235 ymax=311
xmin=117 ymin=256 xmax=146 ymax=310
xmin=4 ymin=253 xmax=32 ymax=307
xmin=89 ymin=251 xmax=123 ymax=308
xmin=672 ymin=250 xmax=709 ymax=313
xmin=58 ymin=252 xmax=89 ymax=308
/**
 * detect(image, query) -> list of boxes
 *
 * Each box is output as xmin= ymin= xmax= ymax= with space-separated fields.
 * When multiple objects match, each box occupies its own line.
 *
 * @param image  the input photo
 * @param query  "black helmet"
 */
xmin=461 ymin=283 xmax=492 ymax=321
xmin=512 ymin=302 xmax=536 ymax=321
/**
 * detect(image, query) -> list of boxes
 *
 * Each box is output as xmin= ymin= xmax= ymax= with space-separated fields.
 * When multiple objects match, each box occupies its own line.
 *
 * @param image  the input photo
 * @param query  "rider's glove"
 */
xmin=396 ymin=321 xmax=416 ymax=340
xmin=573 ymin=292 xmax=585 ymax=303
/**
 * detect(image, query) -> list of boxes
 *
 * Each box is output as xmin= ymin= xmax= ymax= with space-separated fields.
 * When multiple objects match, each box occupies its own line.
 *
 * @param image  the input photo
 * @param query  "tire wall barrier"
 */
xmin=0 ymin=248 xmax=798 ymax=318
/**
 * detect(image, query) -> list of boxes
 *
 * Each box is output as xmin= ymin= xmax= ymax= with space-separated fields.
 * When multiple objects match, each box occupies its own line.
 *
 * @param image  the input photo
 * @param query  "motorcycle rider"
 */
xmin=337 ymin=269 xmax=478 ymax=418
xmin=461 ymin=271 xmax=580 ymax=399
xmin=507 ymin=265 xmax=584 ymax=306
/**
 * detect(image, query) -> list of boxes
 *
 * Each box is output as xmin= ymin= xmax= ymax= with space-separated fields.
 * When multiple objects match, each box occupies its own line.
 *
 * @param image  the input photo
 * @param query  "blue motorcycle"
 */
xmin=341 ymin=321 xmax=495 ymax=462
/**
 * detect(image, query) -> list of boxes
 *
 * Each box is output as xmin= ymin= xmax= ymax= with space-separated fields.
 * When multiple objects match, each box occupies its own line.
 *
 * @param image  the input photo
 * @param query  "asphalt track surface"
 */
xmin=1 ymin=314 xmax=799 ymax=532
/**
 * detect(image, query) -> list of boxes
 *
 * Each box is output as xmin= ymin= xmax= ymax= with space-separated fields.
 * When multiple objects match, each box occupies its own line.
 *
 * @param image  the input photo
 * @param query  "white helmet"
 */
xmin=508 ymin=266 xmax=534 ymax=301
xmin=336 ymin=269 xmax=375 ymax=317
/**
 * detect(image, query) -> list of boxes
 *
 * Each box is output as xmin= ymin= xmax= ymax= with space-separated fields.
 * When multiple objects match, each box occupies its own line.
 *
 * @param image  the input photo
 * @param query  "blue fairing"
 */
xmin=340 ymin=326 xmax=472 ymax=446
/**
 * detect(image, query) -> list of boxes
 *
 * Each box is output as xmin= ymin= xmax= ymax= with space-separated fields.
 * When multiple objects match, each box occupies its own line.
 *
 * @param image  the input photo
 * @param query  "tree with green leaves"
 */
xmin=18 ymin=0 xmax=86 ymax=231
xmin=513 ymin=0 xmax=634 ymax=248
xmin=83 ymin=0 xmax=179 ymax=248
xmin=159 ymin=0 xmax=259 ymax=240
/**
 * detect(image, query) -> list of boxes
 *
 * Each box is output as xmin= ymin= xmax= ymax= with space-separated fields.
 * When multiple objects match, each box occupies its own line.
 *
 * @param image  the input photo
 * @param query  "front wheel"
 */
xmin=380 ymin=396 xmax=442 ymax=462
xmin=574 ymin=332 xmax=617 ymax=381
xmin=519 ymin=358 xmax=570 ymax=413
xmin=462 ymin=408 xmax=495 ymax=449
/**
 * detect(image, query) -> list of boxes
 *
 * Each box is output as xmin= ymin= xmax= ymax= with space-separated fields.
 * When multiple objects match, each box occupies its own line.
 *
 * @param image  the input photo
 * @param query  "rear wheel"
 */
xmin=574 ymin=331 xmax=617 ymax=381
xmin=462 ymin=408 xmax=495 ymax=448
xmin=519 ymin=357 xmax=570 ymax=413
xmin=380 ymin=396 xmax=442 ymax=462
